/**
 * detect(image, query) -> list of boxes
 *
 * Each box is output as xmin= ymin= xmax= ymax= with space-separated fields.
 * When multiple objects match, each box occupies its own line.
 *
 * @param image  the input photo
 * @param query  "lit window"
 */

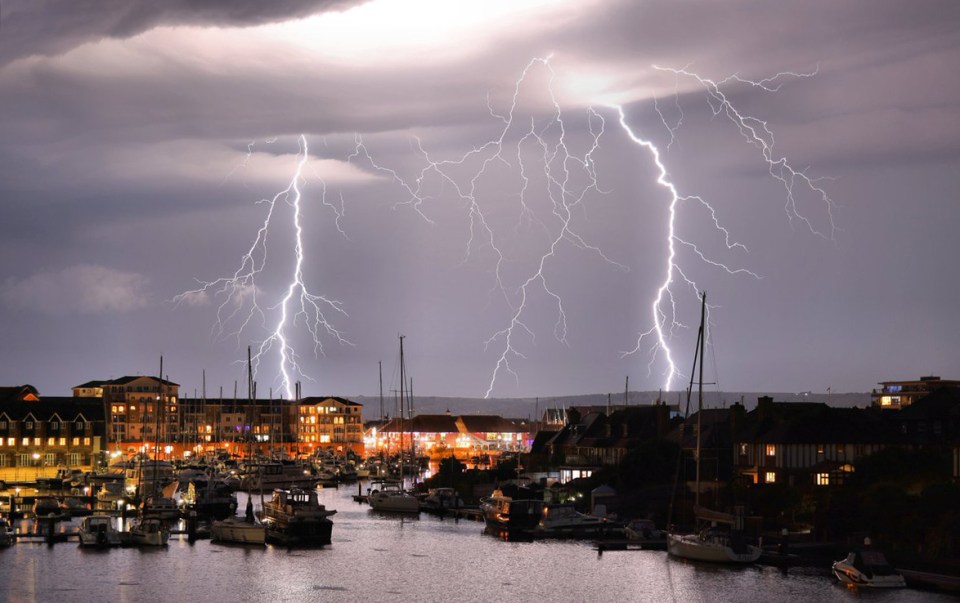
xmin=73 ymin=438 xmax=80 ymax=446
xmin=47 ymin=438 xmax=55 ymax=446
xmin=59 ymin=438 xmax=66 ymax=446
xmin=764 ymin=471 xmax=776 ymax=484
xmin=7 ymin=438 xmax=14 ymax=446
xmin=765 ymin=444 xmax=776 ymax=457
xmin=816 ymin=473 xmax=830 ymax=486
xmin=83 ymin=437 xmax=91 ymax=446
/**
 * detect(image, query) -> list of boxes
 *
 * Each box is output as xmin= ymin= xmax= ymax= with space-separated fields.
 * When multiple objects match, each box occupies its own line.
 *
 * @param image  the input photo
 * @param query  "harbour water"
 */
xmin=0 ymin=485 xmax=951 ymax=603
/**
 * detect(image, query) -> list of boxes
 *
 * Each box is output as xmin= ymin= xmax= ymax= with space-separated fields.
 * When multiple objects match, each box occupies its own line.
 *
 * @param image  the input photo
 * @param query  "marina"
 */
xmin=0 ymin=483 xmax=956 ymax=601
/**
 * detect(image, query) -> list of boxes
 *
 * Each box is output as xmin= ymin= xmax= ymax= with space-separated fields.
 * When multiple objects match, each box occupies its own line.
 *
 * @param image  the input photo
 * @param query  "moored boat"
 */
xmin=211 ymin=516 xmax=266 ymax=545
xmin=535 ymin=503 xmax=616 ymax=538
xmin=833 ymin=543 xmax=906 ymax=588
xmin=368 ymin=482 xmax=420 ymax=513
xmin=258 ymin=488 xmax=336 ymax=546
xmin=130 ymin=517 xmax=170 ymax=547
xmin=78 ymin=515 xmax=121 ymax=548
xmin=480 ymin=489 xmax=544 ymax=537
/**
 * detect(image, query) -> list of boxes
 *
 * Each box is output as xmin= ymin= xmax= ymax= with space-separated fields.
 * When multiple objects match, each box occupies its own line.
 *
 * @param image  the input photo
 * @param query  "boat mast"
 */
xmin=398 ymin=335 xmax=405 ymax=484
xmin=695 ymin=292 xmax=706 ymax=508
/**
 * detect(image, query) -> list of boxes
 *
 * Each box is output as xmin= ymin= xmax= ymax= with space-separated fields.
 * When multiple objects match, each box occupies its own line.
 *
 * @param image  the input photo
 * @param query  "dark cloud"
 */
xmin=1 ymin=0 xmax=959 ymax=398
xmin=0 ymin=0 xmax=367 ymax=65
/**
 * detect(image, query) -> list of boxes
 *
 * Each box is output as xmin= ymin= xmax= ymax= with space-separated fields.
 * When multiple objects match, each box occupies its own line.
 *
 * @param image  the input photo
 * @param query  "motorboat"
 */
xmin=258 ymin=488 xmax=336 ymax=546
xmin=78 ymin=515 xmax=121 ymax=548
xmin=180 ymin=479 xmax=238 ymax=520
xmin=368 ymin=482 xmax=420 ymax=513
xmin=420 ymin=487 xmax=465 ymax=513
xmin=535 ymin=503 xmax=615 ymax=537
xmin=129 ymin=517 xmax=170 ymax=546
xmin=667 ymin=525 xmax=761 ymax=564
xmin=480 ymin=489 xmax=545 ymax=537
xmin=833 ymin=546 xmax=906 ymax=588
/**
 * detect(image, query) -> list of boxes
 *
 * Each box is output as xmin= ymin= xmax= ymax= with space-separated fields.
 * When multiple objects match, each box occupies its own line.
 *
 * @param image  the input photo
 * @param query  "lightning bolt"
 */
xmin=174 ymin=134 xmax=350 ymax=399
xmin=617 ymin=66 xmax=836 ymax=391
xmin=350 ymin=58 xmax=834 ymax=397
xmin=350 ymin=57 xmax=628 ymax=398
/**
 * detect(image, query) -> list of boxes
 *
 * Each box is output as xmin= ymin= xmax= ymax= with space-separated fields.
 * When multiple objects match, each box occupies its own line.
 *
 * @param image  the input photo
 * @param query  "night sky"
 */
xmin=2 ymin=1 xmax=958 ymax=400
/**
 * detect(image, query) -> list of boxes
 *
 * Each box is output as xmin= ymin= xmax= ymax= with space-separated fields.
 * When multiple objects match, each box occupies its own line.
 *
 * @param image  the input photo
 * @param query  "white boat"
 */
xmin=0 ymin=517 xmax=15 ymax=546
xmin=369 ymin=482 xmax=420 ymax=513
xmin=667 ymin=526 xmax=761 ymax=563
xmin=667 ymin=293 xmax=761 ymax=564
xmin=258 ymin=488 xmax=336 ymax=546
xmin=129 ymin=517 xmax=170 ymax=546
xmin=78 ymin=515 xmax=121 ymax=548
xmin=211 ymin=516 xmax=266 ymax=545
xmin=536 ymin=503 xmax=613 ymax=537
xmin=833 ymin=546 xmax=906 ymax=588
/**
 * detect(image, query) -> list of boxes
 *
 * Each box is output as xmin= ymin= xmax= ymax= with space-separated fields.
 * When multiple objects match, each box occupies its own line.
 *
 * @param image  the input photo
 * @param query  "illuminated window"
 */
xmin=765 ymin=444 xmax=776 ymax=457
xmin=33 ymin=438 xmax=41 ymax=446
xmin=764 ymin=471 xmax=776 ymax=484
xmin=816 ymin=473 xmax=830 ymax=486
xmin=47 ymin=438 xmax=55 ymax=446
xmin=320 ymin=435 xmax=331 ymax=443
xmin=22 ymin=438 xmax=29 ymax=446
xmin=59 ymin=438 xmax=66 ymax=446
xmin=73 ymin=438 xmax=80 ymax=446
xmin=8 ymin=438 xmax=15 ymax=446
xmin=83 ymin=437 xmax=91 ymax=446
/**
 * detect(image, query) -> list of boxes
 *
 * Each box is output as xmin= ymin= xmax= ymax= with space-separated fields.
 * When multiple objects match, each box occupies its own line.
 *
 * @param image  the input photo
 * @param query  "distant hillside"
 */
xmin=351 ymin=391 xmax=871 ymax=420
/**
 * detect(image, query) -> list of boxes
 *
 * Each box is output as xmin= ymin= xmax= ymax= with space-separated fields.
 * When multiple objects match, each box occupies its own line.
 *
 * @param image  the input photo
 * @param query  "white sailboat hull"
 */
xmin=211 ymin=518 xmax=266 ymax=544
xmin=667 ymin=533 xmax=761 ymax=564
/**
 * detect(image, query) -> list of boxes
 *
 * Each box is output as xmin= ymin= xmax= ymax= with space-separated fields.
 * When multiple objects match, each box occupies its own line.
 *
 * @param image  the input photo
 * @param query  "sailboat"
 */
xmin=131 ymin=357 xmax=172 ymax=546
xmin=666 ymin=293 xmax=760 ymax=564
xmin=369 ymin=335 xmax=420 ymax=514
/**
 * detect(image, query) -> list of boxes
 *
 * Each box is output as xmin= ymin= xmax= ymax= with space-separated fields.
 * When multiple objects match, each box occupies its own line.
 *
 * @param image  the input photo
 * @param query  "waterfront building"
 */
xmin=871 ymin=375 xmax=960 ymax=409
xmin=0 ymin=386 xmax=105 ymax=477
xmin=366 ymin=413 xmax=531 ymax=459
xmin=297 ymin=396 xmax=364 ymax=456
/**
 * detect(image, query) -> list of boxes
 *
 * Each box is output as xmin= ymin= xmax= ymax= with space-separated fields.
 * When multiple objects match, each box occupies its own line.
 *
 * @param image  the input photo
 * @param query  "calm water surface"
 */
xmin=0 ymin=485 xmax=951 ymax=603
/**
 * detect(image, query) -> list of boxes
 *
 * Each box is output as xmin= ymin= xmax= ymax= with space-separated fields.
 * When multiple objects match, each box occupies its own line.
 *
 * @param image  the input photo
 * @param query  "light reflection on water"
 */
xmin=0 ymin=486 xmax=950 ymax=603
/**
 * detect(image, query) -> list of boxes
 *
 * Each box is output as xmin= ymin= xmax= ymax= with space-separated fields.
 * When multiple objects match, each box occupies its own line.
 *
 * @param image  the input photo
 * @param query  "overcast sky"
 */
xmin=1 ymin=0 xmax=958 ymax=401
